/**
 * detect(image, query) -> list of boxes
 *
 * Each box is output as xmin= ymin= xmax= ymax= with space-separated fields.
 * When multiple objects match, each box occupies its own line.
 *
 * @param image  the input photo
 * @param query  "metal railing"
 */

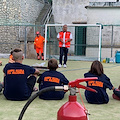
xmin=41 ymin=5 xmax=53 ymax=25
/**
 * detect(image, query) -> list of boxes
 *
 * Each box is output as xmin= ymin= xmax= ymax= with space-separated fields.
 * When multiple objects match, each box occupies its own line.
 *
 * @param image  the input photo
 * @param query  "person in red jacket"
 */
xmin=34 ymin=31 xmax=45 ymax=60
xmin=57 ymin=25 xmax=72 ymax=68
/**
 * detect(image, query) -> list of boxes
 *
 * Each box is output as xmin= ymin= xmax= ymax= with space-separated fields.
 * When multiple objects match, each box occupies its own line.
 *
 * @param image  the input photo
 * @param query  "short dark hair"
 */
xmin=10 ymin=50 xmax=14 ymax=55
xmin=13 ymin=48 xmax=22 ymax=52
xmin=89 ymin=60 xmax=104 ymax=76
xmin=48 ymin=58 xmax=58 ymax=70
xmin=12 ymin=48 xmax=23 ymax=61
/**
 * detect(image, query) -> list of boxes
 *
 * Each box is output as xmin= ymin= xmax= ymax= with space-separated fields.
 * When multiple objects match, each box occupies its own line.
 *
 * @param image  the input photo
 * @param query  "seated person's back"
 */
xmin=84 ymin=60 xmax=114 ymax=104
xmin=37 ymin=58 xmax=69 ymax=100
xmin=3 ymin=48 xmax=40 ymax=101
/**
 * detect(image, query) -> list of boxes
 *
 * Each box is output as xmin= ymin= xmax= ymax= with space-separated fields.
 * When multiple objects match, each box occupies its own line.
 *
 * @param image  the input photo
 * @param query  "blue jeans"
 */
xmin=59 ymin=47 xmax=68 ymax=65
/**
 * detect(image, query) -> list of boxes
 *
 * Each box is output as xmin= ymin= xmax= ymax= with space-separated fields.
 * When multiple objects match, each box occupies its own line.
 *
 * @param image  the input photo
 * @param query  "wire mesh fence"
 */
xmin=0 ymin=24 xmax=120 ymax=61
xmin=101 ymin=25 xmax=120 ymax=60
xmin=45 ymin=24 xmax=101 ymax=61
xmin=0 ymin=24 xmax=45 ymax=58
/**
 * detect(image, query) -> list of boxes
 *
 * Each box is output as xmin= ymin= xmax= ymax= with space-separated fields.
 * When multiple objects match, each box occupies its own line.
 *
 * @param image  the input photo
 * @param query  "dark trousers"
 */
xmin=0 ymin=83 xmax=2 ymax=92
xmin=27 ymin=76 xmax=36 ymax=91
xmin=59 ymin=47 xmax=68 ymax=65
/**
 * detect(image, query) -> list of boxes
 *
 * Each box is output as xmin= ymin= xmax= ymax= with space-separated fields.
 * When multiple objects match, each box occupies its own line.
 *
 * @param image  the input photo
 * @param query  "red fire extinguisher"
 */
xmin=57 ymin=77 xmax=97 ymax=120
xmin=18 ymin=77 xmax=97 ymax=120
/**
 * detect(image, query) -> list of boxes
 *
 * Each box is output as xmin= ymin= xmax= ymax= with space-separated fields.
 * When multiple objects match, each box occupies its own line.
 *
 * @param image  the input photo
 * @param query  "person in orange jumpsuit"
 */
xmin=34 ymin=31 xmax=45 ymax=60
xmin=8 ymin=50 xmax=15 ymax=63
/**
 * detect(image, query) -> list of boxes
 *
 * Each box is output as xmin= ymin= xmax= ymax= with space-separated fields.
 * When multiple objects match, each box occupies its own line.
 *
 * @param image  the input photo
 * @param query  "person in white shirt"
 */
xmin=57 ymin=25 xmax=72 ymax=68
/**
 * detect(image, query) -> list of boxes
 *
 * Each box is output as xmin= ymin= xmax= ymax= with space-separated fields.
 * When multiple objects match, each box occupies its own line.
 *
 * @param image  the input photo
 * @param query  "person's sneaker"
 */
xmin=58 ymin=64 xmax=62 ymax=68
xmin=63 ymin=64 xmax=67 ymax=68
xmin=41 ymin=56 xmax=44 ymax=60
xmin=37 ymin=56 xmax=40 ymax=60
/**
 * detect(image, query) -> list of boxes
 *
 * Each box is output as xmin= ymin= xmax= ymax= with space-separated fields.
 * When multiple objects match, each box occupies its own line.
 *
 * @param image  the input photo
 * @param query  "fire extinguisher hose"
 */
xmin=18 ymin=86 xmax=55 ymax=120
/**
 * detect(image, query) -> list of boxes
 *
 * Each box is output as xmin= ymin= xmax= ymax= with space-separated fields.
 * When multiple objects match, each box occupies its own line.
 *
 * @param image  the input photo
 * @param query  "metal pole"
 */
xmin=98 ymin=24 xmax=102 ymax=61
xmin=34 ymin=26 xmax=35 ymax=38
xmin=44 ymin=24 xmax=47 ymax=60
xmin=46 ymin=24 xmax=100 ymax=27
xmin=24 ymin=26 xmax=27 ymax=58
xmin=111 ymin=25 xmax=113 ymax=57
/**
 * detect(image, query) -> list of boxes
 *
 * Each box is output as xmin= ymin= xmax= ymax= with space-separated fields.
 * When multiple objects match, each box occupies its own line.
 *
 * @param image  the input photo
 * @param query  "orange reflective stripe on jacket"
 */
xmin=7 ymin=69 xmax=24 ymax=75
xmin=59 ymin=31 xmax=71 ymax=48
xmin=44 ymin=77 xmax=60 ymax=84
xmin=88 ymin=81 xmax=103 ymax=88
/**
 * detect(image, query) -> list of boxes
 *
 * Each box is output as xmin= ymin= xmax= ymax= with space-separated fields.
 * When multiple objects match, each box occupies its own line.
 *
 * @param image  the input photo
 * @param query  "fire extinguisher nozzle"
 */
xmin=55 ymin=85 xmax=69 ymax=91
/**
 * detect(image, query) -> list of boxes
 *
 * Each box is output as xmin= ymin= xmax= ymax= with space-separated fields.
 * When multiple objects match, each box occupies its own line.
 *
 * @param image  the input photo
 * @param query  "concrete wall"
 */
xmin=20 ymin=0 xmax=44 ymax=23
xmin=86 ymin=2 xmax=120 ymax=59
xmin=52 ymin=0 xmax=89 ymax=56
xmin=52 ymin=0 xmax=89 ymax=24
xmin=1 ymin=0 xmax=120 ymax=59
xmin=52 ymin=0 xmax=118 ymax=24
xmin=0 ymin=0 xmax=44 ymax=54
xmin=87 ymin=2 xmax=120 ymax=24
xmin=0 ymin=0 xmax=44 ymax=24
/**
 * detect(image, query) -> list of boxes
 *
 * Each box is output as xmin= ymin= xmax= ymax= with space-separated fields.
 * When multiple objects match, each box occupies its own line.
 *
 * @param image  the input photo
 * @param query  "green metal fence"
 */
xmin=0 ymin=23 xmax=120 ymax=62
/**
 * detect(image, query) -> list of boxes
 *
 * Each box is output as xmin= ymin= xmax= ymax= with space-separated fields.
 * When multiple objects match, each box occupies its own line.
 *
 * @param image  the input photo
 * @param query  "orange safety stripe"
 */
xmin=44 ymin=77 xmax=60 ymax=84
xmin=88 ymin=81 xmax=103 ymax=87
xmin=7 ymin=69 xmax=24 ymax=75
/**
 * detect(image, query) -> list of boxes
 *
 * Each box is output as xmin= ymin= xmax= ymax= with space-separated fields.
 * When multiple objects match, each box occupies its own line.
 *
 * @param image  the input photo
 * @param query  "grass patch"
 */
xmin=0 ymin=58 xmax=120 ymax=120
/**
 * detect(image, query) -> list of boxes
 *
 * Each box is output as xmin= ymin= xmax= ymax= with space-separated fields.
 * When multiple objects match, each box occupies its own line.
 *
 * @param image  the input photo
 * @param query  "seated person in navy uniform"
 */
xmin=84 ymin=60 xmax=115 ymax=104
xmin=37 ymin=58 xmax=69 ymax=100
xmin=3 ymin=48 xmax=40 ymax=101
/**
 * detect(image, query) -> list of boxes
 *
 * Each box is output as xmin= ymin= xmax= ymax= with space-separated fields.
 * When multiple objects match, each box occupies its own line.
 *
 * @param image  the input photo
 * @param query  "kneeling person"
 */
xmin=3 ymin=48 xmax=40 ymax=101
xmin=37 ymin=58 xmax=69 ymax=100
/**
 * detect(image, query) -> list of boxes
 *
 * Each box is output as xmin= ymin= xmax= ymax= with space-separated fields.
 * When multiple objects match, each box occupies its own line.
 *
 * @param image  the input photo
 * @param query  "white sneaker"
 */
xmin=58 ymin=64 xmax=62 ymax=68
xmin=63 ymin=64 xmax=67 ymax=68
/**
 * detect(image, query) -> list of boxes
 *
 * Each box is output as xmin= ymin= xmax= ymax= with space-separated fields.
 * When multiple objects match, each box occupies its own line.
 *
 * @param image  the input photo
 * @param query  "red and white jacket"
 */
xmin=57 ymin=31 xmax=72 ymax=48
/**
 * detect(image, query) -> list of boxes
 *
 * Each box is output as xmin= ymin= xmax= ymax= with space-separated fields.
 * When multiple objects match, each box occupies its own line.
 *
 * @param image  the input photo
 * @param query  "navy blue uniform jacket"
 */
xmin=84 ymin=72 xmax=113 ymax=104
xmin=38 ymin=70 xmax=69 ymax=100
xmin=3 ymin=63 xmax=35 ymax=101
